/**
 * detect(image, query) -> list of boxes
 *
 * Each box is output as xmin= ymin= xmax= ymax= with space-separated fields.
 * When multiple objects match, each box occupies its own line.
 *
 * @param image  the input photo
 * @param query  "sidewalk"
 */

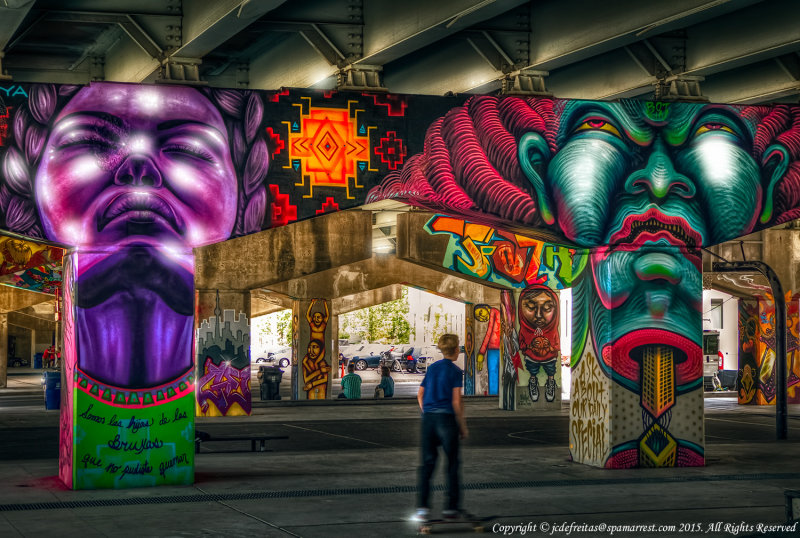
xmin=1 ymin=372 xmax=798 ymax=537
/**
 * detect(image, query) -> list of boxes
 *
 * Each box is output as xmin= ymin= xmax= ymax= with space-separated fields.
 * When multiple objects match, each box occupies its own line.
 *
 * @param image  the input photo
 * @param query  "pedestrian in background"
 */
xmin=339 ymin=362 xmax=362 ymax=399
xmin=375 ymin=365 xmax=394 ymax=398
xmin=414 ymin=333 xmax=468 ymax=522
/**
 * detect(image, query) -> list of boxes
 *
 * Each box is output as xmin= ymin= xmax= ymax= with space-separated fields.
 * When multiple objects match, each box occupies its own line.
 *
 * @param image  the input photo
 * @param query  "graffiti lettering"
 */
xmin=107 ymin=434 xmax=164 ymax=454
xmin=104 ymin=462 xmax=121 ymax=474
xmin=569 ymin=353 xmax=609 ymax=466
xmin=81 ymin=454 xmax=102 ymax=469
xmin=78 ymin=404 xmax=105 ymax=425
xmin=119 ymin=460 xmax=153 ymax=481
xmin=425 ymin=215 xmax=573 ymax=290
xmin=126 ymin=416 xmax=153 ymax=434
xmin=0 ymin=85 xmax=28 ymax=98
xmin=158 ymin=453 xmax=188 ymax=478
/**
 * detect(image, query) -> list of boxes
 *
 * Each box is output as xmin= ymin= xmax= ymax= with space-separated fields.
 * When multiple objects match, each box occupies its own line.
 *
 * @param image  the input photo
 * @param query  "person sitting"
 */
xmin=375 ymin=365 xmax=395 ymax=398
xmin=340 ymin=363 xmax=362 ymax=399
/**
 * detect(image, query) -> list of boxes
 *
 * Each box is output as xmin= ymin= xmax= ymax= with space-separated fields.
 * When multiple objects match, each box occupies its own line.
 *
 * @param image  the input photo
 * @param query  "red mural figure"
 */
xmin=476 ymin=305 xmax=501 ymax=395
xmin=517 ymin=285 xmax=560 ymax=403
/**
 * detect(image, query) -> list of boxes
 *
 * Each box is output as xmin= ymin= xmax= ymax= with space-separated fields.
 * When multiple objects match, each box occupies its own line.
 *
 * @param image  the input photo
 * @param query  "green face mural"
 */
xmin=368 ymin=96 xmax=800 ymax=468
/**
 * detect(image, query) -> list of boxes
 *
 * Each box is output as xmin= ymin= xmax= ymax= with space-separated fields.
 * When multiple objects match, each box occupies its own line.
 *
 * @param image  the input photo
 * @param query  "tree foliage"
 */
xmin=340 ymin=287 xmax=412 ymax=343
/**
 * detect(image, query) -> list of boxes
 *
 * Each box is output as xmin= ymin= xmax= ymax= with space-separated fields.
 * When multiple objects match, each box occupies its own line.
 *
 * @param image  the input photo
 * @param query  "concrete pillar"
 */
xmin=505 ymin=287 xmax=563 ymax=411
xmin=60 ymin=247 xmax=195 ymax=489
xmin=569 ymin=247 xmax=704 ymax=468
xmin=0 ymin=314 xmax=7 ymax=388
xmin=195 ymin=290 xmax=251 ymax=416
xmin=294 ymin=298 xmax=332 ymax=400
xmin=464 ymin=305 xmax=476 ymax=396
xmin=474 ymin=303 xmax=501 ymax=396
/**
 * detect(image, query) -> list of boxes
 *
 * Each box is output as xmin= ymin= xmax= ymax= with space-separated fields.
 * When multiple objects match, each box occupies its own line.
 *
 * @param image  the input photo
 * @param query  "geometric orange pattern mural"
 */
xmin=285 ymin=101 xmax=370 ymax=199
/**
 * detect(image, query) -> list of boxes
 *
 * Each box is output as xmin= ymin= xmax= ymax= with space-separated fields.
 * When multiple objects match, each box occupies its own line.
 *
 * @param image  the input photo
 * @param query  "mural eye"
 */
xmin=694 ymin=122 xmax=736 ymax=137
xmin=162 ymin=144 xmax=215 ymax=162
xmin=574 ymin=117 xmax=622 ymax=137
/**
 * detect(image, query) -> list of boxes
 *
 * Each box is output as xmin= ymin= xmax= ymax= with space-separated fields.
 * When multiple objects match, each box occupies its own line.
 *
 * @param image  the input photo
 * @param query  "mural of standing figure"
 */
xmin=517 ymin=285 xmax=560 ymax=403
xmin=475 ymin=305 xmax=501 ymax=395
xmin=303 ymin=299 xmax=330 ymax=399
xmin=500 ymin=291 xmax=520 ymax=410
xmin=302 ymin=339 xmax=329 ymax=399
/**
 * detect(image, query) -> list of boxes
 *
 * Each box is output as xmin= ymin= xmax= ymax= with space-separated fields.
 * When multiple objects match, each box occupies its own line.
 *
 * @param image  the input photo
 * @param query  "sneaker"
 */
xmin=411 ymin=508 xmax=430 ymax=522
xmin=529 ymin=378 xmax=539 ymax=402
xmin=545 ymin=377 xmax=557 ymax=402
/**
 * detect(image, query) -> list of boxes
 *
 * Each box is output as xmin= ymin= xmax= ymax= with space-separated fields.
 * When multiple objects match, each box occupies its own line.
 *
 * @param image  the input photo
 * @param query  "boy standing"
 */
xmin=415 ymin=334 xmax=468 ymax=521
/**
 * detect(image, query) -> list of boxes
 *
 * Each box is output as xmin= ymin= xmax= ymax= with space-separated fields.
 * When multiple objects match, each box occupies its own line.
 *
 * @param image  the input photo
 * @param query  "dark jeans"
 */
xmin=417 ymin=412 xmax=460 ymax=511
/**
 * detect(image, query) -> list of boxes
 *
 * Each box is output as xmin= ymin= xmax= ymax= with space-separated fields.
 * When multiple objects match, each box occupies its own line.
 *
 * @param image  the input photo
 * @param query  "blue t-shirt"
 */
xmin=420 ymin=359 xmax=463 ymax=413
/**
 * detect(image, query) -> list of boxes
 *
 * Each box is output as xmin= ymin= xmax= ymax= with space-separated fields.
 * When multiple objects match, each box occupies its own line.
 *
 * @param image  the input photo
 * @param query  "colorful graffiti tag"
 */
xmin=196 ymin=294 xmax=251 ymax=416
xmin=425 ymin=215 xmax=573 ymax=290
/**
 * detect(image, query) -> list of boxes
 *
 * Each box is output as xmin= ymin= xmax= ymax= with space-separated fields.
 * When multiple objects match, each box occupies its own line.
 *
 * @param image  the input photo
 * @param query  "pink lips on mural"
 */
xmin=98 ymin=192 xmax=184 ymax=234
xmin=607 ymin=208 xmax=702 ymax=266
xmin=609 ymin=208 xmax=702 ymax=248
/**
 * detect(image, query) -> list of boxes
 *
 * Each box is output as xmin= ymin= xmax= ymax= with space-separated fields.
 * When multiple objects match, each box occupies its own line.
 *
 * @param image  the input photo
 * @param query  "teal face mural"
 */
xmin=368 ymin=96 xmax=800 ymax=468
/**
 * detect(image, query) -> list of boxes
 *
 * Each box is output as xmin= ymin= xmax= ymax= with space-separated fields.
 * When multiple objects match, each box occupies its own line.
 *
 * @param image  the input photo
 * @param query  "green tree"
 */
xmin=340 ymin=287 xmax=411 ymax=343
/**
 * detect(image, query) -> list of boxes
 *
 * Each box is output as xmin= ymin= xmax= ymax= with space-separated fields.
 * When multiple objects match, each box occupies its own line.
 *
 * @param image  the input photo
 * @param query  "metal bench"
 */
xmin=195 ymin=430 xmax=288 ymax=454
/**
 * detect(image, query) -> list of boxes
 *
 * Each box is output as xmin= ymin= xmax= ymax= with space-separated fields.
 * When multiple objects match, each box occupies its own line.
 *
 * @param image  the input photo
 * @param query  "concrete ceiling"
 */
xmin=0 ymin=0 xmax=797 ymax=104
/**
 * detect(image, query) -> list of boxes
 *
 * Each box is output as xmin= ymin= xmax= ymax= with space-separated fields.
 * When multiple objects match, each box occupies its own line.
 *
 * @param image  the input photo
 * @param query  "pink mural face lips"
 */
xmin=97 ymin=192 xmax=184 ymax=235
xmin=607 ymin=208 xmax=702 ymax=266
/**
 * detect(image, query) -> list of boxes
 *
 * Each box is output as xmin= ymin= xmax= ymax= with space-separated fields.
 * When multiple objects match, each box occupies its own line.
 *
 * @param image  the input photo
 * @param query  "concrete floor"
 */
xmin=1 ymin=371 xmax=799 ymax=537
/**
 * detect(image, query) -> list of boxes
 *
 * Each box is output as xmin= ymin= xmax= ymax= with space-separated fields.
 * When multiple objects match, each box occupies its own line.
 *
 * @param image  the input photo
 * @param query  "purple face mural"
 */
xmin=35 ymin=85 xmax=239 ymax=249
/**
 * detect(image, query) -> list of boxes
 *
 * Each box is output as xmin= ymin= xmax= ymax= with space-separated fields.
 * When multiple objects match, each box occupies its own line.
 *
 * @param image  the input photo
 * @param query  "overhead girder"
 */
xmin=0 ymin=0 xmax=35 ymax=52
xmin=359 ymin=0 xmax=529 ymax=66
xmin=381 ymin=0 xmax=769 ymax=96
xmin=237 ymin=0 xmax=528 ymax=91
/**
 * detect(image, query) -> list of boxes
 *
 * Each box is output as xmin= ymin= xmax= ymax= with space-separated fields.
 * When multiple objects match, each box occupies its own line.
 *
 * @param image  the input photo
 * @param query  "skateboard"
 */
xmin=418 ymin=515 xmax=494 ymax=534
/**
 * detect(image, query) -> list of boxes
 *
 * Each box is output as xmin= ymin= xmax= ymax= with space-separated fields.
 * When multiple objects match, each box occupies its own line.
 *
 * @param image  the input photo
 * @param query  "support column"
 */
xmin=294 ymin=298 xmax=332 ymax=400
xmin=569 ymin=246 xmax=704 ymax=468
xmin=507 ymin=286 xmax=563 ymax=411
xmin=464 ymin=305 xmax=476 ymax=396
xmin=195 ymin=290 xmax=251 ymax=416
xmin=474 ymin=303 xmax=501 ymax=397
xmin=60 ymin=247 xmax=195 ymax=489
xmin=0 ymin=313 xmax=7 ymax=388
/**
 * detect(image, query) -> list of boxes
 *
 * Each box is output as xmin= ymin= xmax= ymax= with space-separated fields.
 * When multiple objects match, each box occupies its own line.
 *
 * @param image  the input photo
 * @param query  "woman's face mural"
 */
xmin=35 ymin=84 xmax=239 ymax=249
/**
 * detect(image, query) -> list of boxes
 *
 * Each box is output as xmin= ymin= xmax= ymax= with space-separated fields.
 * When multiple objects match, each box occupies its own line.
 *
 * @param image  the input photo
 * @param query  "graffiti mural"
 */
xmin=0 ymin=237 xmax=63 ymax=294
xmin=499 ymin=291 xmax=518 ymax=410
xmin=1 ymin=82 xmax=799 ymax=478
xmin=302 ymin=298 xmax=330 ymax=399
xmin=737 ymin=292 xmax=800 ymax=405
xmin=474 ymin=304 xmax=500 ymax=396
xmin=517 ymin=285 xmax=561 ymax=407
xmin=196 ymin=293 xmax=251 ymax=416
xmin=425 ymin=215 xmax=574 ymax=290
xmin=464 ymin=312 xmax=476 ymax=396
xmin=365 ymin=96 xmax=800 ymax=467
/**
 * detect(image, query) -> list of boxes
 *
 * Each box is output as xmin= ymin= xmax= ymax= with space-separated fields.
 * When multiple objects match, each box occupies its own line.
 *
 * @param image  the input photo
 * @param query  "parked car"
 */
xmin=345 ymin=343 xmax=387 ymax=371
xmin=255 ymin=347 xmax=291 ymax=368
xmin=7 ymin=357 xmax=28 ymax=367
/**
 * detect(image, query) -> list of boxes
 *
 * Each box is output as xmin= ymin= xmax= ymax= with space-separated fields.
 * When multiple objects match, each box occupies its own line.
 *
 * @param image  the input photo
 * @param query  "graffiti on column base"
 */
xmin=196 ymin=307 xmax=251 ymax=416
xmin=569 ymin=352 xmax=609 ymax=466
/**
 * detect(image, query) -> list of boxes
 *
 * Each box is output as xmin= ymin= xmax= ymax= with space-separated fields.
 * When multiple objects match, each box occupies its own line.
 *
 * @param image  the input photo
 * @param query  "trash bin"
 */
xmin=33 ymin=353 xmax=43 ymax=369
xmin=42 ymin=371 xmax=61 ymax=410
xmin=258 ymin=365 xmax=283 ymax=400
